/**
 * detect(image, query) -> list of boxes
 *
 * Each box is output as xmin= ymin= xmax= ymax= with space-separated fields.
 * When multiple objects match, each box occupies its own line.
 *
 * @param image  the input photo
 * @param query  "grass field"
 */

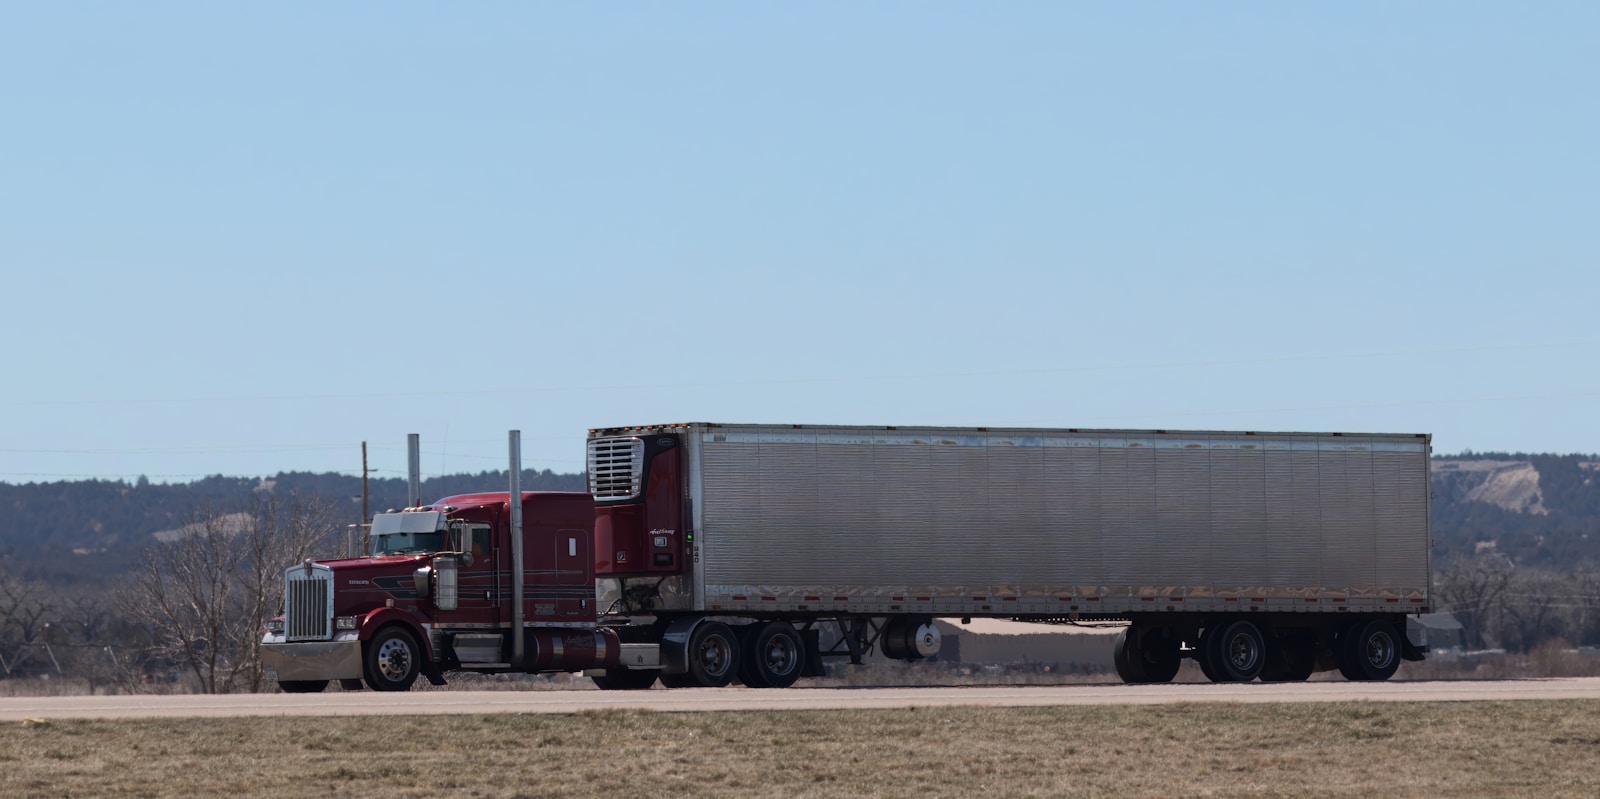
xmin=4 ymin=700 xmax=1599 ymax=798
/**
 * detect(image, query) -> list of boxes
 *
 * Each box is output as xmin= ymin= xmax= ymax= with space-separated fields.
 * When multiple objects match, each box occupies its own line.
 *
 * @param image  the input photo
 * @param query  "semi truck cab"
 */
xmin=260 ymin=492 xmax=619 ymax=693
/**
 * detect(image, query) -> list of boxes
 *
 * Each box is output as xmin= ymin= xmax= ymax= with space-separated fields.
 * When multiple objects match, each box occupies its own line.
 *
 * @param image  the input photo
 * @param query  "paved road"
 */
xmin=5 ymin=678 xmax=1600 ymax=720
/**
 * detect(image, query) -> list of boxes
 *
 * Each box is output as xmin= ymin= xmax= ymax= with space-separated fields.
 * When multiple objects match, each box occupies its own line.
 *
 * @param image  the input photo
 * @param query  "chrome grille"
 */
xmin=588 ymin=437 xmax=645 ymax=498
xmin=284 ymin=565 xmax=333 ymax=641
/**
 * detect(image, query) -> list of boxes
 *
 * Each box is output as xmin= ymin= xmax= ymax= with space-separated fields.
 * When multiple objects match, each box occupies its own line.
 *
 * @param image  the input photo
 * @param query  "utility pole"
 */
xmin=361 ymin=441 xmax=371 ymax=555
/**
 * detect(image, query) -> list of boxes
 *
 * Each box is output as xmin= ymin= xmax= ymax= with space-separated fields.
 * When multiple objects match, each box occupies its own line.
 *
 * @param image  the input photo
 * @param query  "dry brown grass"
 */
xmin=3 ymin=700 xmax=1599 ymax=798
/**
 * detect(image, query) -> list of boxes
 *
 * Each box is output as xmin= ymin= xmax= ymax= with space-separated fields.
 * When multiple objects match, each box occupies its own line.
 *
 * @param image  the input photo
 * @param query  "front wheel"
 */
xmin=278 ymin=680 xmax=328 ymax=694
xmin=364 ymin=626 xmax=422 ymax=691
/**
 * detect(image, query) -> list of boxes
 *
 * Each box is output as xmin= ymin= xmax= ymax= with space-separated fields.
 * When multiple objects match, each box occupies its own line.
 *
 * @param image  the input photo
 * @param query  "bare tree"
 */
xmin=237 ymin=493 xmax=338 ymax=692
xmin=1576 ymin=564 xmax=1600 ymax=647
xmin=0 ymin=576 xmax=56 ymax=677
xmin=1496 ymin=570 xmax=1569 ymax=654
xmin=1436 ymin=553 xmax=1514 ymax=650
xmin=118 ymin=493 xmax=337 ymax=693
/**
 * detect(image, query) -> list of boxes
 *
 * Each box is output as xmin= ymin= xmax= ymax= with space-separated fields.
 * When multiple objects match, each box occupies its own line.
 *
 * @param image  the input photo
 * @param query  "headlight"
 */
xmin=265 ymin=619 xmax=284 ymax=634
xmin=335 ymin=616 xmax=358 ymax=630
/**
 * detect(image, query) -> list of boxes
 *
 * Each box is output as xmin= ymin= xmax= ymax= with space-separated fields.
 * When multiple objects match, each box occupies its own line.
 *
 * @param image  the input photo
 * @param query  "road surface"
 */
xmin=5 ymin=678 xmax=1600 ymax=720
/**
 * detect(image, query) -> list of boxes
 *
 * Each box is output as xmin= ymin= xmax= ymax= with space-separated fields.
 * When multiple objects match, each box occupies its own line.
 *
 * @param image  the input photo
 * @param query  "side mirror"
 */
xmin=432 ymin=556 xmax=459 ymax=611
xmin=412 ymin=565 xmax=433 ymax=601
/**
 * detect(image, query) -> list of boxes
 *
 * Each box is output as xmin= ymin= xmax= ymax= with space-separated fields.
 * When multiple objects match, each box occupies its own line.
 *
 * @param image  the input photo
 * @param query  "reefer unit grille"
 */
xmin=588 ymin=437 xmax=645 ymax=499
xmin=284 ymin=565 xmax=333 ymax=642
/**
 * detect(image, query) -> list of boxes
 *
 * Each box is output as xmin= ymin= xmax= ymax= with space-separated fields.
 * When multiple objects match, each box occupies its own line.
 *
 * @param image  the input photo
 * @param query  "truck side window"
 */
xmin=470 ymin=528 xmax=490 ymax=558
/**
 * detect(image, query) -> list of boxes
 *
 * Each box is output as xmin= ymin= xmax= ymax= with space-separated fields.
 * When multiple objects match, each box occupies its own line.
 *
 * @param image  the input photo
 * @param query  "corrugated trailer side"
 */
xmin=686 ymin=424 xmax=1431 ymax=618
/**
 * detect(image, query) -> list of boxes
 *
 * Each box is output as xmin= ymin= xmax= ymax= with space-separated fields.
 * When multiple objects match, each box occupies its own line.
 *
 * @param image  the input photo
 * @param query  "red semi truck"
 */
xmin=261 ymin=423 xmax=1433 ymax=692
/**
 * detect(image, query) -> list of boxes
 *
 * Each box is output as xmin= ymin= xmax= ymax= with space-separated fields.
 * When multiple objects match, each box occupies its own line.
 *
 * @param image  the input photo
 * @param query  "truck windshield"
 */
xmin=373 ymin=531 xmax=443 ymax=556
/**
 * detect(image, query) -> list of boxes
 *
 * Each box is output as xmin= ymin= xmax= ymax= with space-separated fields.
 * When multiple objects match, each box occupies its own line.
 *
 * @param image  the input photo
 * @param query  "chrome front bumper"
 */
xmin=260 ymin=632 xmax=363 ymax=681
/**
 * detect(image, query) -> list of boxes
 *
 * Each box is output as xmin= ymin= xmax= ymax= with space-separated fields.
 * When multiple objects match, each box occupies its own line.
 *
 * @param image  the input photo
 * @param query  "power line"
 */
xmin=1 ymin=340 xmax=1591 ymax=408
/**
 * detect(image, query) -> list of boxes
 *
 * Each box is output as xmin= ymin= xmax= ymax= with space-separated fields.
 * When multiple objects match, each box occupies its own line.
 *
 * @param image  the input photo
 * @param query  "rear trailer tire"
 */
xmin=591 ymin=668 xmax=660 ymax=691
xmin=1202 ymin=620 xmax=1266 ymax=682
xmin=1115 ymin=627 xmax=1181 ymax=684
xmin=685 ymin=621 xmax=740 ymax=687
xmin=1196 ymin=645 xmax=1221 ymax=682
xmin=363 ymin=626 xmax=422 ymax=692
xmin=1139 ymin=627 xmax=1182 ymax=683
xmin=278 ymin=680 xmax=328 ymax=694
xmin=745 ymin=622 xmax=805 ymax=689
xmin=1260 ymin=636 xmax=1315 ymax=683
xmin=1338 ymin=620 xmax=1401 ymax=682
xmin=1113 ymin=629 xmax=1149 ymax=683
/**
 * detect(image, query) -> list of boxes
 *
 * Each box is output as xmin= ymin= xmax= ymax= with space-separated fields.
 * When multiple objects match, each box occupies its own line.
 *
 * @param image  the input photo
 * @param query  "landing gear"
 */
xmin=277 ymin=680 xmax=328 ymax=693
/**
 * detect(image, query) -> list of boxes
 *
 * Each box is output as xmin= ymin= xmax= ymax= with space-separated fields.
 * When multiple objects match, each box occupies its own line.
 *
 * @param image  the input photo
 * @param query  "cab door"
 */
xmin=555 ymin=528 xmax=590 ymax=618
xmin=452 ymin=523 xmax=500 ymax=625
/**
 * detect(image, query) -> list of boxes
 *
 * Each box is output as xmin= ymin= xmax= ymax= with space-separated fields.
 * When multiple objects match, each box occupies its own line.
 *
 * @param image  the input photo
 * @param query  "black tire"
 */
xmin=1113 ymin=629 xmax=1148 ymax=683
xmin=744 ymin=622 xmax=805 ymax=689
xmin=1337 ymin=620 xmax=1401 ymax=682
xmin=1115 ymin=627 xmax=1181 ymax=684
xmin=278 ymin=680 xmax=328 ymax=694
xmin=1196 ymin=642 xmax=1221 ymax=682
xmin=591 ymin=668 xmax=661 ymax=691
xmin=1202 ymin=620 xmax=1266 ymax=682
xmin=1260 ymin=633 xmax=1316 ymax=683
xmin=1140 ymin=627 xmax=1182 ymax=683
xmin=363 ymin=626 xmax=422 ymax=691
xmin=338 ymin=678 xmax=365 ymax=691
xmin=685 ymin=621 xmax=740 ymax=687
xmin=658 ymin=672 xmax=697 ymax=689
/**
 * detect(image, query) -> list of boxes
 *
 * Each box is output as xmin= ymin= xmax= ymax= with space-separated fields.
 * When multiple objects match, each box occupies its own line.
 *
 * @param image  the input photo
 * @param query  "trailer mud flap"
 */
xmin=800 ymin=629 xmax=825 ymax=677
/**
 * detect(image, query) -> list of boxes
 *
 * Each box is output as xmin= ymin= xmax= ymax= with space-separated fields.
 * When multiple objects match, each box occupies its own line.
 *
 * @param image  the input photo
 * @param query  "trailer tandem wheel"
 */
xmin=1337 ymin=619 xmax=1401 ymax=682
xmin=1113 ymin=626 xmax=1181 ymax=684
xmin=1201 ymin=620 xmax=1266 ymax=682
xmin=1259 ymin=629 xmax=1316 ymax=682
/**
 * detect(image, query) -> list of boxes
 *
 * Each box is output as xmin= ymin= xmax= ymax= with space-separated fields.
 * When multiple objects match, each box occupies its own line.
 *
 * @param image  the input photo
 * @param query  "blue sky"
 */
xmin=2 ymin=3 xmax=1596 ymax=483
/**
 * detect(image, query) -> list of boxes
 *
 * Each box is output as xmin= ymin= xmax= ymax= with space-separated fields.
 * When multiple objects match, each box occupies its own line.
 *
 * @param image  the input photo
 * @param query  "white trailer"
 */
xmin=589 ymin=423 xmax=1431 ymax=686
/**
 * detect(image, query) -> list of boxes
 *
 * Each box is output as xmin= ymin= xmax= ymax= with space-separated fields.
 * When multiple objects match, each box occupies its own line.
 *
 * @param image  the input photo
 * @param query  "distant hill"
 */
xmin=0 ymin=469 xmax=583 ymax=585
xmin=1431 ymin=453 xmax=1600 ymax=567
xmin=3 ymin=455 xmax=1597 ymax=586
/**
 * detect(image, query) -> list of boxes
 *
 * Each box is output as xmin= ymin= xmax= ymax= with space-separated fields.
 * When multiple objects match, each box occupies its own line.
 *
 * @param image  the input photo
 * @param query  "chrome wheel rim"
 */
xmin=1365 ymin=632 xmax=1396 ymax=669
xmin=376 ymin=638 xmax=413 ymax=682
xmin=1227 ymin=633 xmax=1260 ymax=671
xmin=764 ymin=635 xmax=798 ymax=675
xmin=698 ymin=636 xmax=731 ymax=675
